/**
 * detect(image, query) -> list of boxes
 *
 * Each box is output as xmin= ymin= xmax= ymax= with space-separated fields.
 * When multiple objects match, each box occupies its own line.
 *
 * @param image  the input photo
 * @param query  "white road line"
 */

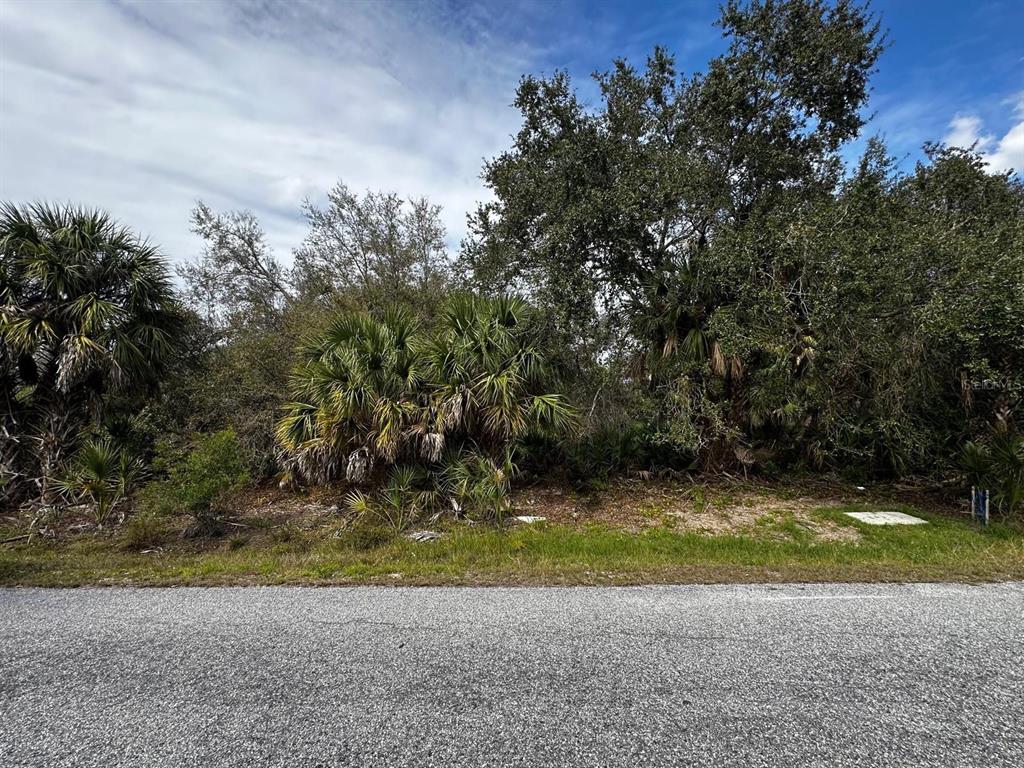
xmin=762 ymin=595 xmax=895 ymax=601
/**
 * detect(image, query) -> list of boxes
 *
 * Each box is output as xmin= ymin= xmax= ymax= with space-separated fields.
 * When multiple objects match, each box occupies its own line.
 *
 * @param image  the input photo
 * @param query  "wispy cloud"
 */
xmin=0 ymin=0 xmax=538 ymax=262
xmin=2 ymin=0 xmax=1020 ymax=265
xmin=942 ymin=92 xmax=1024 ymax=174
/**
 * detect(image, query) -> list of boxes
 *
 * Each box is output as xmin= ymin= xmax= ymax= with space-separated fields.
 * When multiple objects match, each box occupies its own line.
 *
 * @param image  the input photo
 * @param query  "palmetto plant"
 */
xmin=0 ymin=202 xmax=180 ymax=507
xmin=962 ymin=425 xmax=1024 ymax=516
xmin=277 ymin=305 xmax=424 ymax=485
xmin=57 ymin=438 xmax=143 ymax=526
xmin=345 ymin=465 xmax=437 ymax=532
xmin=278 ymin=295 xmax=577 ymax=525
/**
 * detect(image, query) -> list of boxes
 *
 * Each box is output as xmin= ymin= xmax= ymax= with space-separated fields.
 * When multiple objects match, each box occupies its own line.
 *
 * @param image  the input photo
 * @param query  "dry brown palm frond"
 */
xmin=442 ymin=388 xmax=469 ymax=430
xmin=710 ymin=342 xmax=726 ymax=378
xmin=662 ymin=332 xmax=678 ymax=358
xmin=729 ymin=354 xmax=744 ymax=380
xmin=345 ymin=447 xmax=372 ymax=483
xmin=627 ymin=350 xmax=648 ymax=380
xmin=421 ymin=432 xmax=445 ymax=463
xmin=55 ymin=334 xmax=104 ymax=392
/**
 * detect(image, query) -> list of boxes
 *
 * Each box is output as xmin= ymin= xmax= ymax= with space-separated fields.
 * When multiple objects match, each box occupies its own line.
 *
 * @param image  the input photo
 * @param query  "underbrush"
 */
xmin=2 ymin=481 xmax=1021 ymax=586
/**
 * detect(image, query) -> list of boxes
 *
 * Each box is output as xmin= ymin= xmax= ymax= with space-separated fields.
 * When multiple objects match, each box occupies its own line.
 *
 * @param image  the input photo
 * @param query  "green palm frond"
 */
xmin=277 ymin=294 xmax=576 ymax=522
xmin=57 ymin=437 xmax=141 ymax=525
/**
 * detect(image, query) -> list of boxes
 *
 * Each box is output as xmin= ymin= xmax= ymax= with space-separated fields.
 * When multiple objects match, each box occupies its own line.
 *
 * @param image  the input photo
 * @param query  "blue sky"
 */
xmin=1 ymin=0 xmax=1021 ymax=264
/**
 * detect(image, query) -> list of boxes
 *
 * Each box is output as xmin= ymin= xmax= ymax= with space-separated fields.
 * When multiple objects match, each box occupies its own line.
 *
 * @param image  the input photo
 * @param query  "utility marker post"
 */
xmin=971 ymin=486 xmax=990 ymax=526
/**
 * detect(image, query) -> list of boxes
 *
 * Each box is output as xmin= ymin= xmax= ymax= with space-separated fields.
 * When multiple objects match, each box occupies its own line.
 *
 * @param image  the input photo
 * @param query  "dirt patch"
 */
xmin=228 ymin=485 xmax=348 ymax=529
xmin=210 ymin=475 xmax=958 ymax=545
xmin=511 ymin=480 xmax=865 ymax=542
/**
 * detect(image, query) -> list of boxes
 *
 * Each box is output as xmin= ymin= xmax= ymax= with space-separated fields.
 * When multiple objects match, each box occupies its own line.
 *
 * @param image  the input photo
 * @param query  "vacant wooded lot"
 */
xmin=2 ymin=1 xmax=1021 ymax=585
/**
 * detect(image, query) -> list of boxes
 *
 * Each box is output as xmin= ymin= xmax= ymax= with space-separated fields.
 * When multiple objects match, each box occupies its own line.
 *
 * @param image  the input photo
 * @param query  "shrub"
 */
xmin=278 ymin=296 xmax=577 ymax=528
xmin=345 ymin=465 xmax=436 ymax=531
xmin=137 ymin=428 xmax=249 ymax=533
xmin=120 ymin=512 xmax=169 ymax=551
xmin=566 ymin=422 xmax=663 ymax=489
xmin=962 ymin=425 xmax=1024 ymax=516
xmin=174 ymin=429 xmax=249 ymax=512
xmin=58 ymin=438 xmax=143 ymax=526
xmin=342 ymin=518 xmax=396 ymax=550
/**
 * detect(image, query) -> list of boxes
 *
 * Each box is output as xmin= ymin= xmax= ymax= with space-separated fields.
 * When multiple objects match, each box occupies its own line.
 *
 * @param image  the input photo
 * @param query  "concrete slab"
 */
xmin=845 ymin=511 xmax=927 ymax=525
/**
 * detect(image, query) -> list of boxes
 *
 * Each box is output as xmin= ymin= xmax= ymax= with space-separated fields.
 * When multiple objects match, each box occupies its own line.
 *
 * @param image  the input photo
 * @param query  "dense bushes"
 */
xmin=463 ymin=27 xmax=1022 ymax=481
xmin=2 ymin=0 xmax=1022 ymax=530
xmin=278 ymin=296 xmax=577 ymax=525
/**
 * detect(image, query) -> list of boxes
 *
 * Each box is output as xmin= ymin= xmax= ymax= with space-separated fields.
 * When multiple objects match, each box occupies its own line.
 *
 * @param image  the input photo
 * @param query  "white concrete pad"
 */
xmin=845 ymin=511 xmax=927 ymax=525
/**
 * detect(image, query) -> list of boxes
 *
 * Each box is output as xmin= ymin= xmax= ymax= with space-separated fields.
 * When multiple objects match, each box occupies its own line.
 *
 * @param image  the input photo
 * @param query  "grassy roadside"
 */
xmin=2 ymin=500 xmax=1022 ymax=587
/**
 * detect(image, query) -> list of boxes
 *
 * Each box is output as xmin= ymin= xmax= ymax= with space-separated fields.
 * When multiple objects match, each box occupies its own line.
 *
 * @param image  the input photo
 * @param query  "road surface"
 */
xmin=2 ymin=583 xmax=1022 ymax=767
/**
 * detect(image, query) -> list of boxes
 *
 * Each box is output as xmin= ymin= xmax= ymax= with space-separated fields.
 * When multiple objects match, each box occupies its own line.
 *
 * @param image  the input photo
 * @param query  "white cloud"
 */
xmin=986 ymin=121 xmax=1024 ymax=174
xmin=943 ymin=115 xmax=994 ymax=152
xmin=0 ymin=0 xmax=536 ymax=263
xmin=942 ymin=95 xmax=1024 ymax=174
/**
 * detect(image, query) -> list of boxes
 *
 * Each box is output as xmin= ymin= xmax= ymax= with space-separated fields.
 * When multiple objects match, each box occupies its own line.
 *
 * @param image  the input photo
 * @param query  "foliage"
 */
xmin=279 ymin=295 xmax=578 ymax=525
xmin=790 ymin=143 xmax=1024 ymax=473
xmin=166 ymin=182 xmax=453 ymax=481
xmin=461 ymin=0 xmax=1021 ymax=477
xmin=565 ymin=422 xmax=669 ymax=489
xmin=182 ymin=184 xmax=452 ymax=331
xmin=345 ymin=466 xmax=435 ymax=532
xmin=0 ymin=202 xmax=181 ymax=508
xmin=6 ymin=0 xmax=1023 ymax=524
xmin=293 ymin=182 xmax=451 ymax=308
xmin=438 ymin=450 xmax=516 ymax=523
xmin=142 ymin=306 xmax=315 ymax=480
xmin=120 ymin=512 xmax=171 ymax=551
xmin=181 ymin=202 xmax=294 ymax=329
xmin=962 ymin=424 xmax=1024 ymax=516
xmin=463 ymin=0 xmax=883 ymax=377
xmin=57 ymin=438 xmax=143 ymax=526
xmin=138 ymin=429 xmax=249 ymax=532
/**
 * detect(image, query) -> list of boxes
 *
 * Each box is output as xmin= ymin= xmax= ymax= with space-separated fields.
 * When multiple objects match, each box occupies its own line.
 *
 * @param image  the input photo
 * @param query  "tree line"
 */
xmin=2 ymin=0 xmax=1022 ymax=528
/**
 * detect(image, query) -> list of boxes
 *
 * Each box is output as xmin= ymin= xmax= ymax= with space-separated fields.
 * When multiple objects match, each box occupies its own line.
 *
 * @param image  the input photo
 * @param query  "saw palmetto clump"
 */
xmin=277 ymin=295 xmax=577 ymax=526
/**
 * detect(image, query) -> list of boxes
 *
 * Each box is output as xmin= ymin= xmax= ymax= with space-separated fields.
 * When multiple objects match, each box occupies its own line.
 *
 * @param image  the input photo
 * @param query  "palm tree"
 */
xmin=277 ymin=295 xmax=577 ymax=521
xmin=424 ymin=294 xmax=577 ymax=446
xmin=0 ymin=202 xmax=181 ymax=507
xmin=277 ymin=305 xmax=425 ymax=485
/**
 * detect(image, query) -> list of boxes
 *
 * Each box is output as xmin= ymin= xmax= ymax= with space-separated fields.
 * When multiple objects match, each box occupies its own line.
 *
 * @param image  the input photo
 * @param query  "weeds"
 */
xmin=3 ymin=496 xmax=1021 ymax=587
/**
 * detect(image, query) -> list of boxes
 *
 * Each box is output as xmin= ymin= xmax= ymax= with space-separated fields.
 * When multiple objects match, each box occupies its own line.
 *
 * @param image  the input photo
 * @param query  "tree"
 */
xmin=0 ymin=203 xmax=181 ymax=507
xmin=461 ymin=0 xmax=885 ymax=469
xmin=463 ymin=0 xmax=883 ymax=371
xmin=180 ymin=202 xmax=294 ymax=332
xmin=170 ymin=184 xmax=452 ymax=480
xmin=793 ymin=142 xmax=1024 ymax=472
xmin=180 ymin=183 xmax=451 ymax=327
xmin=293 ymin=181 xmax=450 ymax=308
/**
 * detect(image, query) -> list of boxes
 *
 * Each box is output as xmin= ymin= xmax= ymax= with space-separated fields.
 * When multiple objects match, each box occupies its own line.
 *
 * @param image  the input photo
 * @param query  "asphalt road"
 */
xmin=2 ymin=583 xmax=1022 ymax=767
